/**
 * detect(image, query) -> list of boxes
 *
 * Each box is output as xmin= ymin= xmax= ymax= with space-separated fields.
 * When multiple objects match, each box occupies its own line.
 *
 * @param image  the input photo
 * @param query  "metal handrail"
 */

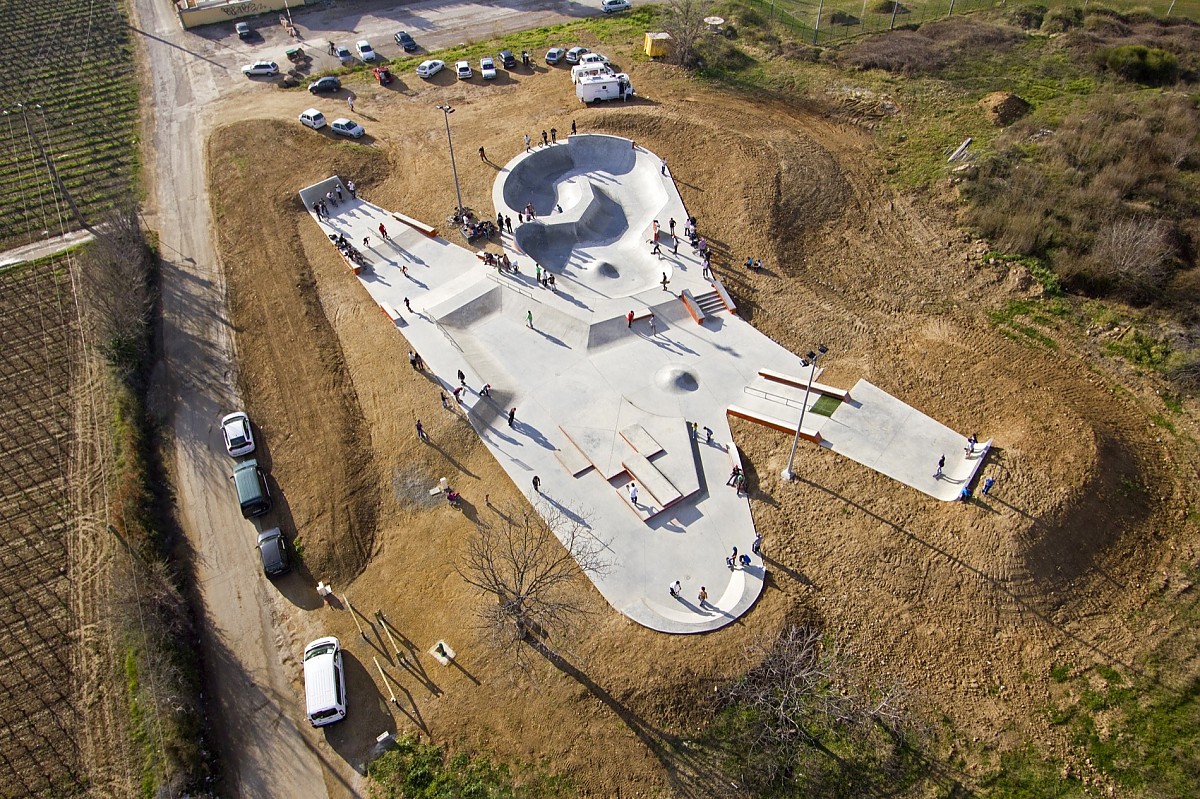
xmin=743 ymin=384 xmax=807 ymax=411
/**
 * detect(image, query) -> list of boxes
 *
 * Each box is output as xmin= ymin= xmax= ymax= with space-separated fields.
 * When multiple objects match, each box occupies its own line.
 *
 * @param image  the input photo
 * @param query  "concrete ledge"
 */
xmin=758 ymin=368 xmax=849 ymax=401
xmin=619 ymin=424 xmax=663 ymax=457
xmin=622 ymin=452 xmax=682 ymax=508
xmin=381 ymin=303 xmax=402 ymax=324
xmin=392 ymin=211 xmax=437 ymax=238
xmin=727 ymin=405 xmax=821 ymax=442
xmin=710 ymin=276 xmax=737 ymax=314
xmin=679 ymin=290 xmax=705 ymax=323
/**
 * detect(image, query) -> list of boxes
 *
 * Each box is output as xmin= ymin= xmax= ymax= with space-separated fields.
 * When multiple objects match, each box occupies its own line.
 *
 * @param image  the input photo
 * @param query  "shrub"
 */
xmin=841 ymin=30 xmax=943 ymax=73
xmin=1009 ymin=4 xmax=1048 ymax=29
xmin=830 ymin=11 xmax=860 ymax=25
xmin=1042 ymin=6 xmax=1083 ymax=33
xmin=871 ymin=0 xmax=908 ymax=12
xmin=1094 ymin=44 xmax=1179 ymax=85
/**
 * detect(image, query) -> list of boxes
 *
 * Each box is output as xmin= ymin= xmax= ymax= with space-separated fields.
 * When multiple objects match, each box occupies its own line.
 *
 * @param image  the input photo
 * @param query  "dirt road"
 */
xmin=127 ymin=1 xmax=593 ymax=796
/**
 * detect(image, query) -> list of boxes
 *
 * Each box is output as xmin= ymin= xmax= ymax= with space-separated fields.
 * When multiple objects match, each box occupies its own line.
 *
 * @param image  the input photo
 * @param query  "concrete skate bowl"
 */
xmin=513 ymin=181 xmax=626 ymax=268
xmin=501 ymin=134 xmax=636 ymax=214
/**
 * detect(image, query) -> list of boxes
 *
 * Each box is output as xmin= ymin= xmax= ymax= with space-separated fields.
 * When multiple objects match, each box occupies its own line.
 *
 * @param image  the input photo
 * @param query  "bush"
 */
xmin=1042 ymin=6 xmax=1083 ymax=32
xmin=871 ymin=0 xmax=908 ymax=12
xmin=1094 ymin=44 xmax=1179 ymax=85
xmin=1009 ymin=4 xmax=1048 ymax=29
xmin=830 ymin=11 xmax=860 ymax=25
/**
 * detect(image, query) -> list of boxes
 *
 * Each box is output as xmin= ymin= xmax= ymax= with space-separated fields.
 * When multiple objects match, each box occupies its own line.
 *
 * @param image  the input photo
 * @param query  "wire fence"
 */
xmin=739 ymin=0 xmax=1200 ymax=47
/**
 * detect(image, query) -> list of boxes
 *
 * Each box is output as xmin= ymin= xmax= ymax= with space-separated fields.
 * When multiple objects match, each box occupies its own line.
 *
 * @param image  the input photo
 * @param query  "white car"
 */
xmin=220 ymin=411 xmax=256 ymax=457
xmin=356 ymin=40 xmax=376 ymax=62
xmin=602 ymin=0 xmax=632 ymax=11
xmin=241 ymin=61 xmax=279 ymax=77
xmin=455 ymin=60 xmax=473 ymax=80
xmin=298 ymin=108 xmax=326 ymax=130
xmin=565 ymin=46 xmax=590 ymax=64
xmin=545 ymin=47 xmax=565 ymax=65
xmin=330 ymin=118 xmax=365 ymax=138
xmin=335 ymin=45 xmax=353 ymax=64
xmin=416 ymin=59 xmax=445 ymax=78
xmin=480 ymin=57 xmax=497 ymax=80
xmin=579 ymin=53 xmax=610 ymax=65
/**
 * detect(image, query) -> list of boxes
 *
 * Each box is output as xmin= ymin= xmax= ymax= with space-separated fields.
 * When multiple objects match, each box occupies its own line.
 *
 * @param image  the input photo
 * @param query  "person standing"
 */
xmin=661 ymin=272 xmax=669 ymax=290
xmin=347 ymin=94 xmax=355 ymax=112
xmin=453 ymin=387 xmax=464 ymax=402
xmin=697 ymin=586 xmax=708 ymax=608
xmin=541 ymin=130 xmax=548 ymax=146
xmin=508 ymin=407 xmax=516 ymax=427
xmin=726 ymin=547 xmax=738 ymax=569
xmin=457 ymin=369 xmax=466 ymax=387
xmin=532 ymin=475 xmax=541 ymax=493
xmin=570 ymin=119 xmax=577 ymax=136
xmin=669 ymin=580 xmax=681 ymax=598
xmin=627 ymin=310 xmax=634 ymax=328
xmin=935 ymin=454 xmax=945 ymax=478
xmin=408 ymin=351 xmax=418 ymax=370
xmin=480 ymin=383 xmax=491 ymax=397
xmin=404 ymin=297 xmax=412 ymax=313
xmin=669 ymin=218 xmax=676 ymax=236
xmin=415 ymin=420 xmax=428 ymax=441
xmin=628 ymin=483 xmax=638 ymax=504
xmin=550 ymin=127 xmax=557 ymax=143
xmin=535 ymin=264 xmax=542 ymax=283
xmin=648 ymin=314 xmax=657 ymax=336
xmin=479 ymin=146 xmax=487 ymax=162
xmin=524 ymin=133 xmax=531 ymax=152
xmin=982 ymin=476 xmax=996 ymax=495
xmin=526 ymin=310 xmax=533 ymax=328
xmin=336 ymin=184 xmax=343 ymax=202
xmin=505 ymin=216 xmax=513 ymax=234
xmin=347 ymin=180 xmax=356 ymax=198
xmin=378 ymin=223 xmax=388 ymax=240
xmin=440 ymin=391 xmax=449 ymax=409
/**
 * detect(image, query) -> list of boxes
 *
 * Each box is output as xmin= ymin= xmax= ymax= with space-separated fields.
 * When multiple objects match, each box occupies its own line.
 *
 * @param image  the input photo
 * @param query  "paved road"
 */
xmin=127 ymin=1 xmax=593 ymax=796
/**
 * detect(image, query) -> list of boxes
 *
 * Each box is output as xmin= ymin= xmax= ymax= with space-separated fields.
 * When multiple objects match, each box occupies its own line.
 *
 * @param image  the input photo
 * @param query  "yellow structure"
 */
xmin=644 ymin=32 xmax=672 ymax=58
xmin=177 ymin=0 xmax=307 ymax=29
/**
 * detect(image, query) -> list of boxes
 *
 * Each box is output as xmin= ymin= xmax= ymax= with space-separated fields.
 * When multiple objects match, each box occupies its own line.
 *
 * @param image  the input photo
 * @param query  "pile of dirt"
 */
xmin=978 ymin=91 xmax=1031 ymax=126
xmin=206 ymin=46 xmax=1196 ymax=795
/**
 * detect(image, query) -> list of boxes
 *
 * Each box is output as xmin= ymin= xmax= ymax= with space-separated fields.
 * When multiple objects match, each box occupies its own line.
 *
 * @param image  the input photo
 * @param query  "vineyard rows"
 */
xmin=0 ymin=0 xmax=139 ymax=251
xmin=0 ymin=258 xmax=84 ymax=796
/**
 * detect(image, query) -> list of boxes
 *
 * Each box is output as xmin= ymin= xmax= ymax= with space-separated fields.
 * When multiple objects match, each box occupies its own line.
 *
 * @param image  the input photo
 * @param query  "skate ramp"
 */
xmin=501 ymin=134 xmax=636 ymax=215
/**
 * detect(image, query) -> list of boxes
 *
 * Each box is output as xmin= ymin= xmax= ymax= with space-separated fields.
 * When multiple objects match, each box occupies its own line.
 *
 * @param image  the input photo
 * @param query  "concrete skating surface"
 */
xmin=298 ymin=135 xmax=984 ymax=633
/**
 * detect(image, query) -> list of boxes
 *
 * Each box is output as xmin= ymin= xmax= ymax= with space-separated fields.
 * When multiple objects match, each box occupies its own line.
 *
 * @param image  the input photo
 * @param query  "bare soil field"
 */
xmin=0 ymin=258 xmax=84 ymax=796
xmin=207 ymin=44 xmax=1199 ymax=795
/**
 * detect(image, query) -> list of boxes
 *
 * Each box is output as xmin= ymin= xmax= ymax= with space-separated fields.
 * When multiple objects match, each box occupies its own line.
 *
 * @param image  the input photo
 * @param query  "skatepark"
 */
xmin=299 ymin=134 xmax=986 ymax=633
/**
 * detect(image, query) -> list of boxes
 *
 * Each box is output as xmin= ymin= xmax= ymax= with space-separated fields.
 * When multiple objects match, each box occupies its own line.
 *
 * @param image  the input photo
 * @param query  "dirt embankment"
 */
xmin=206 ymin=51 xmax=1195 ymax=794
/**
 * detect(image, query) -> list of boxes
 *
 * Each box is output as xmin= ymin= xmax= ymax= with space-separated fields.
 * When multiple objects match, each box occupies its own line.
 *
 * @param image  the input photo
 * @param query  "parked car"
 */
xmin=394 ymin=31 xmax=417 ymax=52
xmin=304 ymin=637 xmax=347 ymax=727
xmin=565 ymin=46 xmax=590 ymax=64
xmin=232 ymin=459 xmax=271 ymax=518
xmin=298 ymin=108 xmax=327 ymax=130
xmin=335 ymin=45 xmax=353 ymax=64
xmin=356 ymin=40 xmax=376 ymax=62
xmin=455 ymin=60 xmax=473 ymax=80
xmin=308 ymin=76 xmax=341 ymax=93
xmin=580 ymin=52 xmax=610 ymax=65
xmin=372 ymin=66 xmax=393 ymax=85
xmin=235 ymin=22 xmax=252 ymax=39
xmin=545 ymin=47 xmax=565 ymax=65
xmin=416 ymin=59 xmax=445 ymax=78
xmin=602 ymin=0 xmax=632 ymax=11
xmin=257 ymin=528 xmax=292 ymax=578
xmin=498 ymin=50 xmax=516 ymax=69
xmin=220 ymin=411 xmax=256 ymax=457
xmin=241 ymin=61 xmax=279 ymax=77
xmin=330 ymin=118 xmax=365 ymax=138
xmin=480 ymin=56 xmax=497 ymax=79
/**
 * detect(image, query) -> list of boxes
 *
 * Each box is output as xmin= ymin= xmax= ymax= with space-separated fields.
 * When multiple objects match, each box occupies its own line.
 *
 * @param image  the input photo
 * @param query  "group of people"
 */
xmin=726 ymin=465 xmax=747 ymax=493
xmin=464 ymin=218 xmax=497 ymax=242
xmin=328 ymin=233 xmax=366 ymax=266
xmin=743 ymin=257 xmax=765 ymax=270
xmin=494 ymin=213 xmax=515 ymax=234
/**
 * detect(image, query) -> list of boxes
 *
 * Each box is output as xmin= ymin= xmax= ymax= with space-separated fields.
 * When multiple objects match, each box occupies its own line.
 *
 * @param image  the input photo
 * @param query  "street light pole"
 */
xmin=436 ymin=104 xmax=464 ymax=216
xmin=781 ymin=344 xmax=828 ymax=481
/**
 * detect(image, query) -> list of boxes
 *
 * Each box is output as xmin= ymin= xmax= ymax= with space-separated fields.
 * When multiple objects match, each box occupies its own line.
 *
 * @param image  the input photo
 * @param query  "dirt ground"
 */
xmin=207 ymin=40 xmax=1199 ymax=796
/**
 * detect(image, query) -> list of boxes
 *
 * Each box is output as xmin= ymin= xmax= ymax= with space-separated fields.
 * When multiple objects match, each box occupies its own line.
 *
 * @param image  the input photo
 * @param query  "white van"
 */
xmin=303 ymin=637 xmax=346 ymax=727
xmin=571 ymin=62 xmax=614 ymax=84
xmin=576 ymin=73 xmax=634 ymax=103
xmin=299 ymin=108 xmax=326 ymax=130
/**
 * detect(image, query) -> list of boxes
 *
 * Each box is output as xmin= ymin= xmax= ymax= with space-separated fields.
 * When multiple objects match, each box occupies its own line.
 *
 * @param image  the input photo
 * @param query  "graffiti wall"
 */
xmin=178 ymin=0 xmax=308 ymax=29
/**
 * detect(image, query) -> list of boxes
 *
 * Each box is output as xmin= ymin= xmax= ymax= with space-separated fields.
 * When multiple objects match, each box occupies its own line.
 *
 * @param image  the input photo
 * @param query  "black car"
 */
xmin=394 ymin=31 xmax=417 ymax=52
xmin=498 ymin=50 xmax=516 ymax=69
xmin=257 ymin=528 xmax=292 ymax=578
xmin=308 ymin=76 xmax=341 ymax=94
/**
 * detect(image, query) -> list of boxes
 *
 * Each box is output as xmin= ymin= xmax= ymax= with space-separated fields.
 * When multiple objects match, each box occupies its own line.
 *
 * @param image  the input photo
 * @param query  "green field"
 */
xmin=0 ymin=0 xmax=139 ymax=251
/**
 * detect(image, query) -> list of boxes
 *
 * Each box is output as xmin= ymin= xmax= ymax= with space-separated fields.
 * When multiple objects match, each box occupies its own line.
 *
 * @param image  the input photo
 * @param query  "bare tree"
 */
xmin=661 ymin=0 xmax=713 ymax=69
xmin=716 ymin=624 xmax=915 ymax=791
xmin=76 ymin=206 xmax=155 ymax=385
xmin=1090 ymin=216 xmax=1176 ymax=304
xmin=458 ymin=499 xmax=609 ymax=665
